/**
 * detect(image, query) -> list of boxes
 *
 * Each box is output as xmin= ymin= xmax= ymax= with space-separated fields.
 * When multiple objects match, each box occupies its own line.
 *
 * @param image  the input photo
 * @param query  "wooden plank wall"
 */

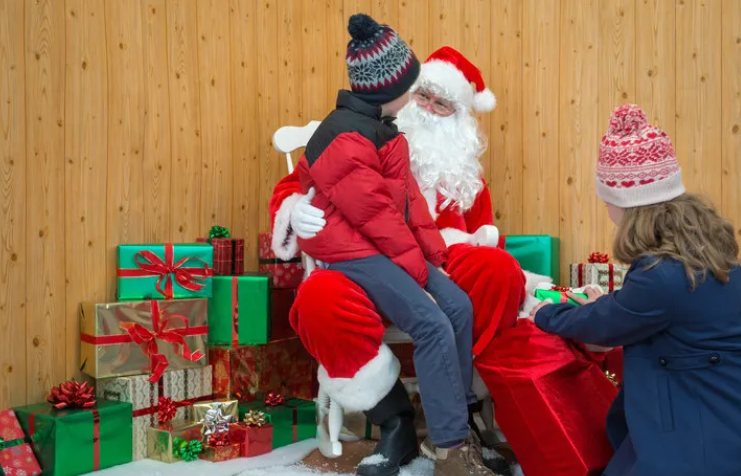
xmin=0 ymin=0 xmax=739 ymax=407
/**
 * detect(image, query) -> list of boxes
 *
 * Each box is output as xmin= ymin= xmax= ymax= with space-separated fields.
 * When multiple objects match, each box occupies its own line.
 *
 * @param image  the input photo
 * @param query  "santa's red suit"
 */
xmin=269 ymin=167 xmax=526 ymax=411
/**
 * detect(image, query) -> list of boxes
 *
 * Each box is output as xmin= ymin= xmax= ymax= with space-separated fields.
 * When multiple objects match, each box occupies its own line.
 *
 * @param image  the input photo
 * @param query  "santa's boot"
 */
xmin=356 ymin=379 xmax=419 ymax=476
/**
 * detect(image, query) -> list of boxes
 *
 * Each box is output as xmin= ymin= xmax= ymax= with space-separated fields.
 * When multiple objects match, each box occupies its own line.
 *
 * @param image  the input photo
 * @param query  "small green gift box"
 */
xmin=534 ymin=288 xmax=586 ymax=306
xmin=14 ymin=399 xmax=133 ymax=476
xmin=117 ymin=243 xmax=213 ymax=300
xmin=504 ymin=235 xmax=560 ymax=284
xmin=209 ymin=274 xmax=271 ymax=346
xmin=238 ymin=396 xmax=315 ymax=449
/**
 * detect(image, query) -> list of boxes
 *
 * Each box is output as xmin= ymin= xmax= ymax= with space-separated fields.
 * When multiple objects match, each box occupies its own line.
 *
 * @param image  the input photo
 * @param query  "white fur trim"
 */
xmin=473 ymin=89 xmax=497 ymax=112
xmin=418 ymin=61 xmax=475 ymax=110
xmin=440 ymin=227 xmax=474 ymax=247
xmin=271 ymin=193 xmax=302 ymax=261
xmin=522 ymin=270 xmax=553 ymax=296
xmin=317 ymin=344 xmax=400 ymax=412
xmin=595 ymin=170 xmax=685 ymax=208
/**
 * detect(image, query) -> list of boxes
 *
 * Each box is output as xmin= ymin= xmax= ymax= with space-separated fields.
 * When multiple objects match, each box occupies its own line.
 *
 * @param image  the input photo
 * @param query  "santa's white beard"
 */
xmin=397 ymin=100 xmax=485 ymax=212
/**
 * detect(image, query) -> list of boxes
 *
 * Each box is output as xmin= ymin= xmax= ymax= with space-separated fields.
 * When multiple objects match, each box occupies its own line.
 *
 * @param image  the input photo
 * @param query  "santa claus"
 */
xmin=269 ymin=47 xmax=545 ymax=475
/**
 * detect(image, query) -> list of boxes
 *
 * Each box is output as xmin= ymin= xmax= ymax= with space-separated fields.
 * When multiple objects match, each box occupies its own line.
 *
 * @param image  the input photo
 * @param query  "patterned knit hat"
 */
xmin=345 ymin=14 xmax=420 ymax=106
xmin=596 ymin=104 xmax=685 ymax=208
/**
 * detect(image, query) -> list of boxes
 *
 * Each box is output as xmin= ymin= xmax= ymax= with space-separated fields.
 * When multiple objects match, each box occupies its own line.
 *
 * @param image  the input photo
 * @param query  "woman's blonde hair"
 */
xmin=613 ymin=193 xmax=739 ymax=289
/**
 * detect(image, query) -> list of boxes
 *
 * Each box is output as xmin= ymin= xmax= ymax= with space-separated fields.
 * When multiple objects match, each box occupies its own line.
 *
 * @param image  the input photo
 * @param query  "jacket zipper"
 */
xmin=404 ymin=192 xmax=409 ymax=224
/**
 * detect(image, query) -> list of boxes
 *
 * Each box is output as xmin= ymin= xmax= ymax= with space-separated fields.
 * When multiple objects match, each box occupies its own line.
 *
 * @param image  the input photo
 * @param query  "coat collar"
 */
xmin=336 ymin=90 xmax=383 ymax=120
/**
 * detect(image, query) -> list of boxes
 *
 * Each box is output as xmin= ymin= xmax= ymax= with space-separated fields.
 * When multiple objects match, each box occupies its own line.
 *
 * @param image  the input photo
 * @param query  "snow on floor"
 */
xmin=80 ymin=439 xmax=435 ymax=476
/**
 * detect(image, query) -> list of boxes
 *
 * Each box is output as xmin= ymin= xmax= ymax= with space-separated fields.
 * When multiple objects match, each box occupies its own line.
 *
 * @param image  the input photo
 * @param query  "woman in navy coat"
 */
xmin=531 ymin=104 xmax=741 ymax=476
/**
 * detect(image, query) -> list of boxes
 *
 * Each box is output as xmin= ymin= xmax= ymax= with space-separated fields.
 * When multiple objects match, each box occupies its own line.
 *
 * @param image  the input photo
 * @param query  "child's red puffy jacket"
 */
xmin=294 ymin=91 xmax=446 ymax=287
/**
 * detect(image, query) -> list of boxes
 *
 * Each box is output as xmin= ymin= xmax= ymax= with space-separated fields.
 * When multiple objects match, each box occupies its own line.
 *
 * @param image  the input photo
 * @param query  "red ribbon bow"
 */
xmin=47 ymin=380 xmax=97 ymax=410
xmin=265 ymin=393 xmax=285 ymax=407
xmin=550 ymin=285 xmax=570 ymax=292
xmin=157 ymin=397 xmax=178 ymax=424
xmin=588 ymin=251 xmax=609 ymax=263
xmin=121 ymin=301 xmax=205 ymax=383
xmin=117 ymin=244 xmax=212 ymax=299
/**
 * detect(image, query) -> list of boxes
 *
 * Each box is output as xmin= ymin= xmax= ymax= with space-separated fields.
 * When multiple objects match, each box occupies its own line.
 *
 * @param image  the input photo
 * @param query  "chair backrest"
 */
xmin=272 ymin=121 xmax=322 ymax=278
xmin=272 ymin=121 xmax=322 ymax=173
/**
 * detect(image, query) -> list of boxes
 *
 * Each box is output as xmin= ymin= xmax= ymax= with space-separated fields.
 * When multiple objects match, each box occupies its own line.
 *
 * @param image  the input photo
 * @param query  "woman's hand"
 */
xmin=567 ymin=286 xmax=604 ymax=305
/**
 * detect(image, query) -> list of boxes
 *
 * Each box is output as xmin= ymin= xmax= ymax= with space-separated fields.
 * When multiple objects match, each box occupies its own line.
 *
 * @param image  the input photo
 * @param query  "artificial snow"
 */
xmin=357 ymin=453 xmax=389 ymax=466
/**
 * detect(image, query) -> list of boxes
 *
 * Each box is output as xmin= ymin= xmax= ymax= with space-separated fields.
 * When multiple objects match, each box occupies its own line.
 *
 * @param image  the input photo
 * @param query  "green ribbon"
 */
xmin=0 ymin=436 xmax=26 ymax=451
xmin=173 ymin=437 xmax=203 ymax=462
xmin=208 ymin=226 xmax=230 ymax=240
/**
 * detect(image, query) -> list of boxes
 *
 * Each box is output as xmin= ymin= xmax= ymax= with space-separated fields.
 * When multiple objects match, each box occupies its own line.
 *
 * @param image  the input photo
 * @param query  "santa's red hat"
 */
xmin=417 ymin=46 xmax=497 ymax=113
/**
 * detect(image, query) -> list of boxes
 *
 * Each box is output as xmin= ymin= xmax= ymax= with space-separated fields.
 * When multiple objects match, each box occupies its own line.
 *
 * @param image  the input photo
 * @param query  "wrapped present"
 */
xmin=210 ymin=337 xmax=314 ymax=400
xmin=0 ymin=410 xmax=42 ymax=476
xmin=258 ymin=232 xmax=303 ymax=288
xmin=96 ymin=366 xmax=213 ymax=460
xmin=196 ymin=226 xmax=244 ymax=276
xmin=80 ymin=299 xmax=209 ymax=381
xmin=534 ymin=288 xmax=587 ymax=306
xmin=14 ymin=382 xmax=133 ymax=476
xmin=237 ymin=411 xmax=273 ymax=457
xmin=192 ymin=400 xmax=239 ymax=425
xmin=238 ymin=395 xmax=315 ymax=449
xmin=271 ymin=288 xmax=297 ymax=341
xmin=570 ymin=252 xmax=629 ymax=293
xmin=503 ymin=235 xmax=560 ymax=284
xmin=209 ymin=274 xmax=270 ymax=347
xmin=117 ymin=243 xmax=213 ymax=300
xmin=477 ymin=320 xmax=618 ymax=476
xmin=198 ymin=404 xmax=241 ymax=462
xmin=147 ymin=419 xmax=203 ymax=463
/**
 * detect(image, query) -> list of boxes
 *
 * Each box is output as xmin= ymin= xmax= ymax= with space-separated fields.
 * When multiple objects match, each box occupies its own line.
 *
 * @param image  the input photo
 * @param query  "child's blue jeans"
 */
xmin=327 ymin=254 xmax=475 ymax=445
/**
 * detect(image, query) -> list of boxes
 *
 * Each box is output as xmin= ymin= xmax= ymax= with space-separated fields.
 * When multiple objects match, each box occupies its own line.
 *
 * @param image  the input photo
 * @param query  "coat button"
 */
xmin=659 ymin=358 xmax=667 ymax=367
xmin=710 ymin=355 xmax=720 ymax=364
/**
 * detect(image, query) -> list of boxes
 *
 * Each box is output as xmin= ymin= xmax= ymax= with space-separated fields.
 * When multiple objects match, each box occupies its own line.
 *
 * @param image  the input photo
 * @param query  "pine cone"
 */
xmin=243 ymin=410 xmax=266 ymax=427
xmin=47 ymin=380 xmax=97 ymax=410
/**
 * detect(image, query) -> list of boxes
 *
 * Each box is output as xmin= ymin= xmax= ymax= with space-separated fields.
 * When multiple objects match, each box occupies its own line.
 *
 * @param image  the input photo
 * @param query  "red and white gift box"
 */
xmin=258 ymin=232 xmax=303 ymax=289
xmin=0 ymin=410 xmax=42 ymax=476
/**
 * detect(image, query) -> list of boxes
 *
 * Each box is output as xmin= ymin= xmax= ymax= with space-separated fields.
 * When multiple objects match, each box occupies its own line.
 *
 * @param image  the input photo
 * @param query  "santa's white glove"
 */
xmin=472 ymin=225 xmax=500 ymax=248
xmin=290 ymin=187 xmax=326 ymax=239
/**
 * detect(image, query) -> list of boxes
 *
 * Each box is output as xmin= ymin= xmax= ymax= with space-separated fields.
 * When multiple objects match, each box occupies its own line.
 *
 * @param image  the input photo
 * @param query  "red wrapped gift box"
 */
xmin=210 ymin=337 xmax=315 ymax=401
xmin=476 ymin=320 xmax=618 ymax=476
xmin=196 ymin=237 xmax=244 ymax=276
xmin=0 ymin=410 xmax=42 ymax=476
xmin=258 ymin=232 xmax=303 ymax=289
xmin=272 ymin=288 xmax=297 ymax=341
xmin=233 ymin=422 xmax=273 ymax=457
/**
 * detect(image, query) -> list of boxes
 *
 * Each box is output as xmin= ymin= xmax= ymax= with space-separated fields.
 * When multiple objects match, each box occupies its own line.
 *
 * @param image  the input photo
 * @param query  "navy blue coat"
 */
xmin=535 ymin=256 xmax=741 ymax=476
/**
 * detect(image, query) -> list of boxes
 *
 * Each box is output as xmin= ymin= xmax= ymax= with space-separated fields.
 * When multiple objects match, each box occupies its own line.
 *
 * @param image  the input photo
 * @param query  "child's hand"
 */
xmin=567 ymin=286 xmax=604 ymax=305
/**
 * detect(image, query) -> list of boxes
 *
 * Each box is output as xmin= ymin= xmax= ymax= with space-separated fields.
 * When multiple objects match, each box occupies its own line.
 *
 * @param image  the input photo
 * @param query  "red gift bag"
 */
xmin=475 ymin=320 xmax=618 ymax=476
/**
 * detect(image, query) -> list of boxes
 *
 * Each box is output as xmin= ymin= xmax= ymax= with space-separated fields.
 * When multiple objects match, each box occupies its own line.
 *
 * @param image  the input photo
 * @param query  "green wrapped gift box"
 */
xmin=504 ymin=235 xmax=560 ymax=284
xmin=14 ymin=399 xmax=133 ymax=476
xmin=209 ymin=274 xmax=271 ymax=346
xmin=238 ymin=397 xmax=315 ymax=449
xmin=117 ymin=243 xmax=213 ymax=300
xmin=534 ymin=289 xmax=586 ymax=306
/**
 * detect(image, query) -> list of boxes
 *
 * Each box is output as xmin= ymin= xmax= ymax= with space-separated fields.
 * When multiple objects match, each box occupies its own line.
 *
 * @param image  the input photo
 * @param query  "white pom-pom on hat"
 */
xmin=473 ymin=88 xmax=497 ymax=112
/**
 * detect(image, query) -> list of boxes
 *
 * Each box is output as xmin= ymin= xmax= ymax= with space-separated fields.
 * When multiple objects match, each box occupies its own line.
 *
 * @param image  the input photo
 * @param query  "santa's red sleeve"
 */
xmin=269 ymin=168 xmax=304 ymax=261
xmin=464 ymin=179 xmax=506 ymax=249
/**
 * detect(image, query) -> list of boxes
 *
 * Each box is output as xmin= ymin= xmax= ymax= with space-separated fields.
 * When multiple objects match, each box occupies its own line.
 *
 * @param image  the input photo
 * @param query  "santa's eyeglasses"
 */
xmin=412 ymin=89 xmax=455 ymax=117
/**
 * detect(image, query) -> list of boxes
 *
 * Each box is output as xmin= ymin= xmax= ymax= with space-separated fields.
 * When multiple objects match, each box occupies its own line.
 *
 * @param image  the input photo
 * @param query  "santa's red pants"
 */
xmin=289 ymin=244 xmax=526 ymax=383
